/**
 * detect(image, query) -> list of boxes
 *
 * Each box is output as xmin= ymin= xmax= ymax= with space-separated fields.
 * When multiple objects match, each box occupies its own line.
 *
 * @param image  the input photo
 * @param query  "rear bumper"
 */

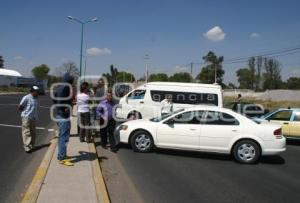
xmin=262 ymin=138 xmax=286 ymax=155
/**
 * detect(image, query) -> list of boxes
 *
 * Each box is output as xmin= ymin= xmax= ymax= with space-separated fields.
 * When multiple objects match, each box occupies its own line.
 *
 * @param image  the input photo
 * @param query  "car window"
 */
xmin=203 ymin=111 xmax=239 ymax=125
xmin=128 ymin=89 xmax=146 ymax=100
xmin=293 ymin=112 xmax=300 ymax=121
xmin=172 ymin=111 xmax=204 ymax=124
xmin=268 ymin=110 xmax=292 ymax=121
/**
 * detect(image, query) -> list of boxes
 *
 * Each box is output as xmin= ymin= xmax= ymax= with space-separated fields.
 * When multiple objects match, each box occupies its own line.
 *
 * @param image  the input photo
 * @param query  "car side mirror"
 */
xmin=164 ymin=118 xmax=174 ymax=125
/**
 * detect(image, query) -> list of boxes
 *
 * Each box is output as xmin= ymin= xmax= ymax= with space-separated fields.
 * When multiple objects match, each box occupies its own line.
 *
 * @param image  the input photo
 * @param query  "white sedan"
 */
xmin=115 ymin=106 xmax=286 ymax=164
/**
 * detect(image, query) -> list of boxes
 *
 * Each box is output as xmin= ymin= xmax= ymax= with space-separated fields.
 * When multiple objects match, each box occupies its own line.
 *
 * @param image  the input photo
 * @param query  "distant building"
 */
xmin=0 ymin=68 xmax=22 ymax=87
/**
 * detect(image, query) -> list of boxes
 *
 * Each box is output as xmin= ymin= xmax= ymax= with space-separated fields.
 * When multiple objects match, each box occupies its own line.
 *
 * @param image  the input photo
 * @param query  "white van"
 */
xmin=115 ymin=82 xmax=223 ymax=120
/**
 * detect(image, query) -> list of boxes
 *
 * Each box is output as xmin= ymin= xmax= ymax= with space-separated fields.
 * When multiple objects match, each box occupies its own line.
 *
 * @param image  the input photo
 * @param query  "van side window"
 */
xmin=128 ymin=90 xmax=146 ymax=100
xmin=150 ymin=90 xmax=218 ymax=106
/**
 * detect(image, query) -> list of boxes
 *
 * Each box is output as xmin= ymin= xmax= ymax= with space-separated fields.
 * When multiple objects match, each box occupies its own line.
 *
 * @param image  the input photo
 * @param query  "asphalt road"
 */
xmin=114 ymin=141 xmax=300 ymax=203
xmin=0 ymin=93 xmax=54 ymax=203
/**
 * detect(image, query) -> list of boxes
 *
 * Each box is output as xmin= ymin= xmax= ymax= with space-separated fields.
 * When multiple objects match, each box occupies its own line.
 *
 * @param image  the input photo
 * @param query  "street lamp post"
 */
xmin=67 ymin=16 xmax=98 ymax=79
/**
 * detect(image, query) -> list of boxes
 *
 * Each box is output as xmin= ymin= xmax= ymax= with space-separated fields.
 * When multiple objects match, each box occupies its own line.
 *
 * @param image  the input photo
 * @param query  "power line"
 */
xmin=189 ymin=45 xmax=300 ymax=66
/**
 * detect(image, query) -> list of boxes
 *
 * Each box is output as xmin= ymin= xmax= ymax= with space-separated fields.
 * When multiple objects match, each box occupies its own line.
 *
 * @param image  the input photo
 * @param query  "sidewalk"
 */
xmin=24 ymin=109 xmax=109 ymax=203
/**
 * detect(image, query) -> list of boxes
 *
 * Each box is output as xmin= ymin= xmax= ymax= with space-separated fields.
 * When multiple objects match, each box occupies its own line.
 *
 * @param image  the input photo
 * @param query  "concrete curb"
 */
xmin=88 ymin=143 xmax=111 ymax=203
xmin=21 ymin=137 xmax=58 ymax=203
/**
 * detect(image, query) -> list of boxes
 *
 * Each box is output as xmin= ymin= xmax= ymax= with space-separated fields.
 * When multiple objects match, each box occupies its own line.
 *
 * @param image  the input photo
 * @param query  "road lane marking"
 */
xmin=39 ymin=105 xmax=50 ymax=109
xmin=0 ymin=123 xmax=46 ymax=130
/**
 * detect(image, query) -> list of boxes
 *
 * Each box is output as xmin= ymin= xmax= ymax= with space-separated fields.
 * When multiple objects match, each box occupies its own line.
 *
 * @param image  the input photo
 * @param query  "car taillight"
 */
xmin=273 ymin=128 xmax=282 ymax=138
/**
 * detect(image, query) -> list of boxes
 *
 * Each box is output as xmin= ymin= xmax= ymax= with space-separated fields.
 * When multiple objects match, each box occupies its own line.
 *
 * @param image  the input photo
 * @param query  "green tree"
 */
xmin=248 ymin=57 xmax=256 ymax=90
xmin=47 ymin=75 xmax=62 ymax=87
xmin=58 ymin=61 xmax=79 ymax=77
xmin=31 ymin=64 xmax=50 ymax=80
xmin=169 ymin=72 xmax=192 ymax=82
xmin=116 ymin=71 xmax=135 ymax=82
xmin=263 ymin=58 xmax=282 ymax=89
xmin=286 ymin=77 xmax=300 ymax=89
xmin=255 ymin=56 xmax=263 ymax=91
xmin=0 ymin=56 xmax=4 ymax=68
xmin=102 ymin=65 xmax=119 ymax=87
xmin=148 ymin=73 xmax=169 ymax=82
xmin=236 ymin=68 xmax=253 ymax=89
xmin=236 ymin=56 xmax=264 ymax=90
xmin=227 ymin=82 xmax=237 ymax=89
xmin=196 ymin=51 xmax=224 ymax=84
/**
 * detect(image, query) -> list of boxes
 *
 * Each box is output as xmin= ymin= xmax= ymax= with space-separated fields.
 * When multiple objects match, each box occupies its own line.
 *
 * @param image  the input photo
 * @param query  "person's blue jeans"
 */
xmin=56 ymin=115 xmax=71 ymax=160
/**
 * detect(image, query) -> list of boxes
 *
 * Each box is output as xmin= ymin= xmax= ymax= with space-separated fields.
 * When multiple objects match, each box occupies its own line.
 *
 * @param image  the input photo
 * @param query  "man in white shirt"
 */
xmin=18 ymin=86 xmax=39 ymax=153
xmin=161 ymin=94 xmax=173 ymax=116
xmin=77 ymin=82 xmax=91 ymax=142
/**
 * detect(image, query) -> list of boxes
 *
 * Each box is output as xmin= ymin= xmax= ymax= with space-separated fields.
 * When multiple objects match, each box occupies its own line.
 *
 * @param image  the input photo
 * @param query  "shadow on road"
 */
xmin=259 ymin=155 xmax=285 ymax=165
xmin=155 ymin=148 xmax=233 ymax=161
xmin=287 ymin=139 xmax=300 ymax=146
xmin=30 ymin=143 xmax=51 ymax=153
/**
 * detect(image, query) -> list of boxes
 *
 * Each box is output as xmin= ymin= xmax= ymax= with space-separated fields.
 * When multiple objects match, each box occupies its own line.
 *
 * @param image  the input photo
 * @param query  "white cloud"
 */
xmin=86 ymin=47 xmax=111 ymax=56
xmin=250 ymin=32 xmax=260 ymax=38
xmin=14 ymin=56 xmax=24 ymax=60
xmin=203 ymin=26 xmax=226 ymax=42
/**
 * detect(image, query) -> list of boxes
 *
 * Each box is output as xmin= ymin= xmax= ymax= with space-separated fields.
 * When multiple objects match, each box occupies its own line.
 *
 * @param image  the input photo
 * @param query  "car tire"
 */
xmin=131 ymin=130 xmax=154 ymax=153
xmin=232 ymin=140 xmax=261 ymax=164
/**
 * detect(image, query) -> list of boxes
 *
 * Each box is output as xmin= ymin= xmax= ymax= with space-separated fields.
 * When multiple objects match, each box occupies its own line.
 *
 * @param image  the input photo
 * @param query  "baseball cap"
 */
xmin=30 ymin=85 xmax=39 ymax=92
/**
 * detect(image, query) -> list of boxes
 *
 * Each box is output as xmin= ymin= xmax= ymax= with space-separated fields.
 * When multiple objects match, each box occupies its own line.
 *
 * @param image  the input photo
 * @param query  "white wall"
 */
xmin=0 ymin=76 xmax=18 ymax=86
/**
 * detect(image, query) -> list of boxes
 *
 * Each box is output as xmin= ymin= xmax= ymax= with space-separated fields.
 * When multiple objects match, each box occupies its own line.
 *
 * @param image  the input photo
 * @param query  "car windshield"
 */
xmin=150 ymin=109 xmax=184 ymax=122
xmin=261 ymin=110 xmax=276 ymax=119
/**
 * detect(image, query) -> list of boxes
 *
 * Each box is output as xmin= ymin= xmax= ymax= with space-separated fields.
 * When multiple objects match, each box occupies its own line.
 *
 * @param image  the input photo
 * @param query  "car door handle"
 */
xmin=283 ymin=122 xmax=289 ymax=125
xmin=140 ymin=101 xmax=144 ymax=104
xmin=232 ymin=129 xmax=238 ymax=132
xmin=190 ymin=128 xmax=197 ymax=131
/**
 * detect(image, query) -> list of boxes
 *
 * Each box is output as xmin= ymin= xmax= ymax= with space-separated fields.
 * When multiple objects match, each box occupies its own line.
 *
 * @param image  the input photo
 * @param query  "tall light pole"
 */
xmin=67 ymin=16 xmax=98 ymax=79
xmin=214 ymin=63 xmax=218 ymax=84
xmin=144 ymin=54 xmax=150 ymax=83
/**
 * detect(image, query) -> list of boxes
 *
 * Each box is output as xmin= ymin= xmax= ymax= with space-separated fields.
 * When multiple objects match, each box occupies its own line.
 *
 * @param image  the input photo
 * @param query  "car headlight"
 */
xmin=118 ymin=125 xmax=128 ymax=131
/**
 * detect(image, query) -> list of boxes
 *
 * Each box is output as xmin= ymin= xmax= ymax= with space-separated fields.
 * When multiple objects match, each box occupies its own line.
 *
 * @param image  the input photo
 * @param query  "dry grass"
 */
xmin=224 ymin=96 xmax=300 ymax=111
xmin=0 ymin=87 xmax=28 ymax=93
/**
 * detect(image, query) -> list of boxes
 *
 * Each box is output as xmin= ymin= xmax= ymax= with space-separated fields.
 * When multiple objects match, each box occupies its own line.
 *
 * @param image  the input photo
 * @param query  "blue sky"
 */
xmin=1 ymin=0 xmax=300 ymax=84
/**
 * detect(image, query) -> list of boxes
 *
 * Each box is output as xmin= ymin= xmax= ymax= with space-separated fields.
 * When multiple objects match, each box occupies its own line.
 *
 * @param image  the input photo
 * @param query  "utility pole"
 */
xmin=190 ymin=62 xmax=193 ymax=82
xmin=144 ymin=54 xmax=150 ymax=83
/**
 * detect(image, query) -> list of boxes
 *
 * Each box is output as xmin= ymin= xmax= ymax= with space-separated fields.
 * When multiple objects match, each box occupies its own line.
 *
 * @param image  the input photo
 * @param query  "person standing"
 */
xmin=96 ymin=90 xmax=118 ymax=152
xmin=90 ymin=79 xmax=106 ymax=138
xmin=161 ymin=94 xmax=173 ymax=116
xmin=236 ymin=94 xmax=242 ymax=103
xmin=53 ymin=73 xmax=74 ymax=166
xmin=18 ymin=86 xmax=39 ymax=153
xmin=77 ymin=82 xmax=91 ymax=142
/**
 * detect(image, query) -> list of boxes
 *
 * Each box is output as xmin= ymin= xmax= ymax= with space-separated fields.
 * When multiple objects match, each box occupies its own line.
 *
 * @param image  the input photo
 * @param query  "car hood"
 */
xmin=123 ymin=119 xmax=153 ymax=126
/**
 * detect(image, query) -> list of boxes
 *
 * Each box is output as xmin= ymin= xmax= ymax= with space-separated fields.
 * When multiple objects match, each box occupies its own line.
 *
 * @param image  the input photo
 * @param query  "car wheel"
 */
xmin=127 ymin=111 xmax=142 ymax=120
xmin=233 ymin=140 xmax=260 ymax=164
xmin=131 ymin=130 xmax=153 ymax=153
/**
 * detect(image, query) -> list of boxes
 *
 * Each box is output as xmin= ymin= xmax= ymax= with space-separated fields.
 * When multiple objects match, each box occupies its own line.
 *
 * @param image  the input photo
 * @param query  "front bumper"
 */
xmin=114 ymin=127 xmax=129 ymax=144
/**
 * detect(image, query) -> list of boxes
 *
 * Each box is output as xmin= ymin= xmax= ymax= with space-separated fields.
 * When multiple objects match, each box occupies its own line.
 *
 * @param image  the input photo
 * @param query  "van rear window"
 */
xmin=150 ymin=90 xmax=218 ymax=105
